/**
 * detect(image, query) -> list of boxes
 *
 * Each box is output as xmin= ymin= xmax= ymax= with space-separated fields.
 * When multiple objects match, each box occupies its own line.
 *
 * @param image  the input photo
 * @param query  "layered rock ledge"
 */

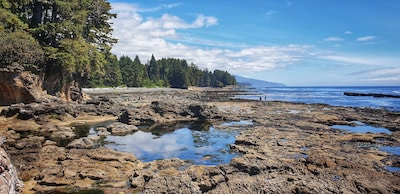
xmin=0 ymin=87 xmax=399 ymax=193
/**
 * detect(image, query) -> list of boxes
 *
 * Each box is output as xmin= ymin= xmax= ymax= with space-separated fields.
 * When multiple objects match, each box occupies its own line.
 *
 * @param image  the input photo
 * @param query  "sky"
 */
xmin=108 ymin=0 xmax=400 ymax=86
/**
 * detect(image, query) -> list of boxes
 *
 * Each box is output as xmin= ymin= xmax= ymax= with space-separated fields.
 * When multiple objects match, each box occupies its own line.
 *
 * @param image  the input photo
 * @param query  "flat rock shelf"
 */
xmin=0 ymin=87 xmax=399 ymax=193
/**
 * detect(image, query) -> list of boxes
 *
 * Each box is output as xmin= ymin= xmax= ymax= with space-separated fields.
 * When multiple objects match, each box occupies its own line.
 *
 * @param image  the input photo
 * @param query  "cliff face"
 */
xmin=0 ymin=64 xmax=44 ymax=106
xmin=0 ymin=64 xmax=83 ymax=105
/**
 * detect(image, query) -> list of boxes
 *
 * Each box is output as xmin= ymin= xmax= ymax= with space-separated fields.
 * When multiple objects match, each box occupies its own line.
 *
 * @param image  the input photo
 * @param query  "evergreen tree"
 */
xmin=103 ymin=55 xmax=122 ymax=87
xmin=132 ymin=55 xmax=147 ymax=87
xmin=119 ymin=55 xmax=135 ymax=87
xmin=147 ymin=54 xmax=159 ymax=83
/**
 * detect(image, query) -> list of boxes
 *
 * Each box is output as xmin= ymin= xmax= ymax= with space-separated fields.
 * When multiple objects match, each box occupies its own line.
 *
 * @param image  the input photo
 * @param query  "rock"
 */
xmin=0 ymin=101 xmax=79 ymax=120
xmin=0 ymin=63 xmax=44 ymax=106
xmin=188 ymin=104 xmax=211 ymax=119
xmin=144 ymin=173 xmax=200 ymax=194
xmin=2 ymin=87 xmax=400 ymax=193
xmin=95 ymin=127 xmax=111 ymax=136
xmin=43 ymin=140 xmax=57 ymax=147
xmin=118 ymin=101 xmax=212 ymax=125
xmin=106 ymin=122 xmax=138 ymax=135
xmin=70 ymin=86 xmax=82 ymax=102
xmin=66 ymin=137 xmax=95 ymax=149
xmin=130 ymin=170 xmax=153 ymax=190
xmin=0 ymin=146 xmax=23 ymax=194
xmin=79 ymin=168 xmax=107 ymax=180
xmin=50 ymin=127 xmax=76 ymax=142
xmin=14 ymin=136 xmax=44 ymax=150
xmin=39 ymin=175 xmax=74 ymax=186
xmin=87 ymin=147 xmax=137 ymax=162
xmin=344 ymin=92 xmax=400 ymax=98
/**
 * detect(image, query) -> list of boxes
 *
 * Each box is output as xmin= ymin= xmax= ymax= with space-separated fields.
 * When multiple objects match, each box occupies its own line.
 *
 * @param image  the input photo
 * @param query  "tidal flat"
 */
xmin=0 ymin=87 xmax=399 ymax=193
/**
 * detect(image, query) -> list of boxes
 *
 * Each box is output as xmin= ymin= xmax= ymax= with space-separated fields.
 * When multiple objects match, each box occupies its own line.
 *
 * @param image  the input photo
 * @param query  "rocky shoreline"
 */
xmin=0 ymin=87 xmax=399 ymax=193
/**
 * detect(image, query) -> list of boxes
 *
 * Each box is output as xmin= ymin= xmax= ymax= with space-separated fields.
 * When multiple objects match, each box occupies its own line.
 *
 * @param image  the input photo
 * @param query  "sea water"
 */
xmin=236 ymin=86 xmax=400 ymax=111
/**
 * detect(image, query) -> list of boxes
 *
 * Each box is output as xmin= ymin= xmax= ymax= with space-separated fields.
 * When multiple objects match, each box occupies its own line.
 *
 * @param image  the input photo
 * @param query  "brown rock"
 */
xmin=106 ymin=122 xmax=138 ymax=136
xmin=79 ymin=168 xmax=107 ymax=180
xmin=50 ymin=127 xmax=76 ymax=141
xmin=66 ymin=137 xmax=94 ymax=149
xmin=0 ymin=64 xmax=44 ymax=106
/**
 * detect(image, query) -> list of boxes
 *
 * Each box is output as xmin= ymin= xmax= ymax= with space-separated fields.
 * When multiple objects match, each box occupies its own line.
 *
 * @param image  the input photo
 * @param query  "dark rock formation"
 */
xmin=118 ymin=101 xmax=214 ymax=125
xmin=344 ymin=92 xmax=400 ymax=98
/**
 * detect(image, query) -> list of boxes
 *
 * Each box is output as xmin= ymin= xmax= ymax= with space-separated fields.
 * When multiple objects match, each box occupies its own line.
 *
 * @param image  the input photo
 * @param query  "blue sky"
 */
xmin=108 ymin=0 xmax=400 ymax=86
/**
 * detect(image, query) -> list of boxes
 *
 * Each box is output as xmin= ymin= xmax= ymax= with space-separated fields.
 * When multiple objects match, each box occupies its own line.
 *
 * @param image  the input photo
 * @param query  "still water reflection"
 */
xmin=104 ymin=121 xmax=244 ymax=165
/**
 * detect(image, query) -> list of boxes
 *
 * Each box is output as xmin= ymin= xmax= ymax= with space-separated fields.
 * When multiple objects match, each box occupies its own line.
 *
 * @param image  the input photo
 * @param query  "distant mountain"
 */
xmin=235 ymin=76 xmax=286 ymax=87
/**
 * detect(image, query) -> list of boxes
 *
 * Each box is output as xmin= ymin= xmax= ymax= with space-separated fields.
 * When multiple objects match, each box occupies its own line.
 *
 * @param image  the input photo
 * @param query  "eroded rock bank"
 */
xmin=0 ymin=87 xmax=399 ymax=193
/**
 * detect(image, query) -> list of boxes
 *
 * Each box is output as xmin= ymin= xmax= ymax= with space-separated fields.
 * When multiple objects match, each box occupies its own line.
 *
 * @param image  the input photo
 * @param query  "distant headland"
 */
xmin=234 ymin=75 xmax=286 ymax=87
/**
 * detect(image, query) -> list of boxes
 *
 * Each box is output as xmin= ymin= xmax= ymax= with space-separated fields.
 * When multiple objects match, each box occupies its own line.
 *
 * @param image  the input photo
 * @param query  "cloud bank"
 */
xmin=108 ymin=2 xmax=398 ymax=85
xmin=110 ymin=2 xmax=311 ymax=74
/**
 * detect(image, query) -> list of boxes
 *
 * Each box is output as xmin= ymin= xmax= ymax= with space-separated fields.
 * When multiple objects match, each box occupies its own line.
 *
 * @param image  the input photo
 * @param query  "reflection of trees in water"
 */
xmin=141 ymin=121 xmax=211 ymax=136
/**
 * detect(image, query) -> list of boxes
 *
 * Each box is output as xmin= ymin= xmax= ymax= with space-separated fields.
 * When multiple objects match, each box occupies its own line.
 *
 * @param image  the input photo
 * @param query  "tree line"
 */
xmin=86 ymin=55 xmax=236 ymax=88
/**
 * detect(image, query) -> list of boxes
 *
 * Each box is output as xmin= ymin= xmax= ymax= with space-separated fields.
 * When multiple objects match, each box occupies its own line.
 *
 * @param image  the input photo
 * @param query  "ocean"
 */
xmin=235 ymin=86 xmax=400 ymax=112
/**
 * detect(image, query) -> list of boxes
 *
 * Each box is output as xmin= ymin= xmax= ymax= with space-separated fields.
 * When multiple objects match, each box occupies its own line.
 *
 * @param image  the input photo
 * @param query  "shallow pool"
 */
xmin=380 ymin=146 xmax=400 ymax=155
xmin=103 ymin=121 xmax=249 ymax=165
xmin=331 ymin=122 xmax=392 ymax=134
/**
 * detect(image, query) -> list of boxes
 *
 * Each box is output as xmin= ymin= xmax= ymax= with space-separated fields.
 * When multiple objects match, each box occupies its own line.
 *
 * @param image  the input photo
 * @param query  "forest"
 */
xmin=87 ymin=55 xmax=236 ymax=88
xmin=0 ymin=0 xmax=236 ymax=98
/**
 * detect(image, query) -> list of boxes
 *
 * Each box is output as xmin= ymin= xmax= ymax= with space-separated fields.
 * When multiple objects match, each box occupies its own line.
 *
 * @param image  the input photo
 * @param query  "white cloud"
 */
xmin=138 ymin=3 xmax=181 ymax=12
xmin=111 ymin=2 xmax=181 ymax=14
xmin=356 ymin=36 xmax=376 ymax=42
xmin=111 ymin=3 xmax=139 ymax=12
xmin=265 ymin=10 xmax=278 ymax=16
xmin=344 ymin=30 xmax=352 ymax=35
xmin=351 ymin=67 xmax=400 ymax=82
xmin=319 ymin=54 xmax=400 ymax=66
xmin=110 ymin=2 xmax=312 ymax=74
xmin=324 ymin=37 xmax=344 ymax=42
xmin=361 ymin=67 xmax=400 ymax=76
xmin=191 ymin=14 xmax=218 ymax=28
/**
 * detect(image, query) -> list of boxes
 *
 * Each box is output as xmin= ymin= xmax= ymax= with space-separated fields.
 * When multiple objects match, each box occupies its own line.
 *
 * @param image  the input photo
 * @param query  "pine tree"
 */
xmin=147 ymin=54 xmax=159 ymax=83
xmin=103 ymin=55 xmax=122 ymax=87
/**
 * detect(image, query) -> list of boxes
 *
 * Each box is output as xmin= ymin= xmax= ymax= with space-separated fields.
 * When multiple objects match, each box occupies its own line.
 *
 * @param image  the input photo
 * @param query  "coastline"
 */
xmin=0 ymin=87 xmax=399 ymax=193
